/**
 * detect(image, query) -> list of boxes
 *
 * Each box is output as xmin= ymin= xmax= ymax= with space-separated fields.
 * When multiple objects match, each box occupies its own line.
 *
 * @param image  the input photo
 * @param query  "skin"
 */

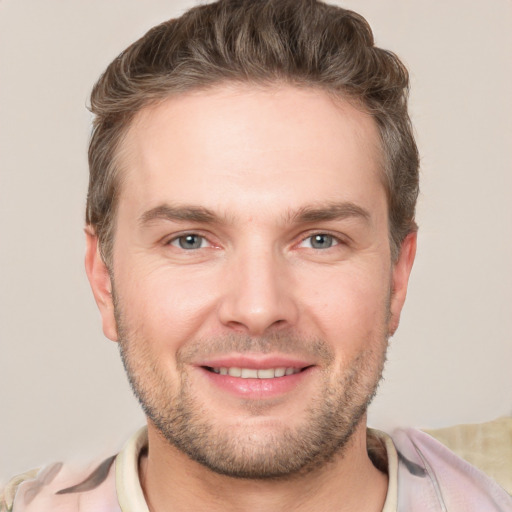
xmin=86 ymin=84 xmax=416 ymax=512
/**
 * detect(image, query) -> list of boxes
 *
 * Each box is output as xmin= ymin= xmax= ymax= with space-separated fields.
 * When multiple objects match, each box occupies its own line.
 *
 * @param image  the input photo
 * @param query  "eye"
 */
xmin=169 ymin=234 xmax=209 ymax=250
xmin=300 ymin=233 xmax=339 ymax=249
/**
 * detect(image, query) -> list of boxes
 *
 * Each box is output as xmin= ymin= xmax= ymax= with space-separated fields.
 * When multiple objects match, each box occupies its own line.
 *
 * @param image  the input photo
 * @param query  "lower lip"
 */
xmin=198 ymin=367 xmax=314 ymax=399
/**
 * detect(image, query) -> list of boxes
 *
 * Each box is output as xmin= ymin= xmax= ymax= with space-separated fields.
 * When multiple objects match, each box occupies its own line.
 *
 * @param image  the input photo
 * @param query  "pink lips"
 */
xmin=194 ymin=355 xmax=315 ymax=399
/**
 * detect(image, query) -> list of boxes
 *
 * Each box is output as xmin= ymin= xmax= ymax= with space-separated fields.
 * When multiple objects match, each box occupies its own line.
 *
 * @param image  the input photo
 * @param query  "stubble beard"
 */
xmin=115 ymin=304 xmax=389 ymax=480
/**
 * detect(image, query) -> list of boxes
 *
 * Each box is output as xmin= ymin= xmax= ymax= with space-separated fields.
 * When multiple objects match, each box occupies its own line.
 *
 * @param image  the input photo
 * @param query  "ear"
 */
xmin=84 ymin=226 xmax=118 ymax=341
xmin=388 ymin=232 xmax=417 ymax=336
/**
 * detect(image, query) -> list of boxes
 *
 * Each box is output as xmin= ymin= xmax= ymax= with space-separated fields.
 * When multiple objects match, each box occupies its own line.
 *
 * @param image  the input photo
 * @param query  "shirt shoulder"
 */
xmin=425 ymin=416 xmax=512 ymax=494
xmin=1 ymin=456 xmax=120 ymax=512
xmin=1 ymin=427 xmax=149 ymax=512
xmin=392 ymin=418 xmax=512 ymax=511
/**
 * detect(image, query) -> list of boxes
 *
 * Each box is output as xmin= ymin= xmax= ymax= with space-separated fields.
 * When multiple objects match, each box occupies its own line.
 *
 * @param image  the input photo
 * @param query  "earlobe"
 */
xmin=84 ymin=227 xmax=118 ymax=342
xmin=388 ymin=232 xmax=417 ymax=336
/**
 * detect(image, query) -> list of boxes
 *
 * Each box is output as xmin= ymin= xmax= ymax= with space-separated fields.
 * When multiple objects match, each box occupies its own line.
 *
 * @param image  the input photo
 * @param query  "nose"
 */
xmin=217 ymin=244 xmax=299 ymax=336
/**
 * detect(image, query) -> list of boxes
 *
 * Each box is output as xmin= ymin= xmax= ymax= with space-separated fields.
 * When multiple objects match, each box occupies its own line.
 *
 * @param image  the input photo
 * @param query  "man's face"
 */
xmin=87 ymin=85 xmax=415 ymax=478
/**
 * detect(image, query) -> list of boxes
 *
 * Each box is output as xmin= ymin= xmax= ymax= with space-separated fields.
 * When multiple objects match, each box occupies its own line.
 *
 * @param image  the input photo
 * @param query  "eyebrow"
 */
xmin=288 ymin=202 xmax=371 ymax=224
xmin=139 ymin=205 xmax=219 ymax=226
xmin=138 ymin=201 xmax=371 ymax=227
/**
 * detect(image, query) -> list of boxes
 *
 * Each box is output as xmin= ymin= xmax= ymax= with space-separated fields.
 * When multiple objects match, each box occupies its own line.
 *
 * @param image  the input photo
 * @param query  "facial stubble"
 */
xmin=114 ymin=295 xmax=390 ymax=480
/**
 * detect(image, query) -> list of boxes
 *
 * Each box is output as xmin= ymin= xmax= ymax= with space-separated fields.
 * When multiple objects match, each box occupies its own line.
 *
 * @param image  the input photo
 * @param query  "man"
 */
xmin=1 ymin=0 xmax=511 ymax=511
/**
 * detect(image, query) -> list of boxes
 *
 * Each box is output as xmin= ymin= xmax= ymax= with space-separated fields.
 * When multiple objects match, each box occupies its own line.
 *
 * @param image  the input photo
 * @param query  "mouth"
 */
xmin=197 ymin=359 xmax=315 ymax=399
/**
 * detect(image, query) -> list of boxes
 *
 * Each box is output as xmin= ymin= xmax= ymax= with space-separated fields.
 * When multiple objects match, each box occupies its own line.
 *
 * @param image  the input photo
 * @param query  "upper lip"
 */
xmin=195 ymin=354 xmax=315 ymax=370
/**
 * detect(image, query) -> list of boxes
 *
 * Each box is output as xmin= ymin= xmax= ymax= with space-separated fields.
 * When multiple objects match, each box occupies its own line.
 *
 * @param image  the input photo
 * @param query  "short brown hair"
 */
xmin=87 ymin=0 xmax=419 ymax=265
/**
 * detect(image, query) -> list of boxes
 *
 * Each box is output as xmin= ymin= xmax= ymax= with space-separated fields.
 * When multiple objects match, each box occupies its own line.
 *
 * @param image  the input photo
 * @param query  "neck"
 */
xmin=139 ymin=420 xmax=388 ymax=512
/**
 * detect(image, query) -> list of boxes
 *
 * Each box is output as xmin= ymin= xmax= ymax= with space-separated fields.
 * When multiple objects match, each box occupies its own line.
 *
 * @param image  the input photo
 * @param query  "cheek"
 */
xmin=296 ymin=264 xmax=391 ymax=345
xmin=116 ymin=263 xmax=220 ymax=345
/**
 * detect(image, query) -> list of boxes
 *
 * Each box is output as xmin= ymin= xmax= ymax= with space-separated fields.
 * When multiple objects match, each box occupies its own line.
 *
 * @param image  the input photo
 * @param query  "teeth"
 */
xmin=274 ymin=367 xmax=286 ymax=377
xmin=228 ymin=367 xmax=242 ymax=377
xmin=212 ymin=367 xmax=301 ymax=379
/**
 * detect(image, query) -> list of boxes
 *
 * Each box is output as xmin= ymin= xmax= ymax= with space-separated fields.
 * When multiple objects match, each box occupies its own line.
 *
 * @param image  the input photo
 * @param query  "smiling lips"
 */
xmin=199 ymin=359 xmax=314 ymax=398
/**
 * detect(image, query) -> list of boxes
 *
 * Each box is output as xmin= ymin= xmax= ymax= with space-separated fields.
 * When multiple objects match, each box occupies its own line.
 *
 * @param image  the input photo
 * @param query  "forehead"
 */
xmin=116 ymin=84 xmax=385 ymax=220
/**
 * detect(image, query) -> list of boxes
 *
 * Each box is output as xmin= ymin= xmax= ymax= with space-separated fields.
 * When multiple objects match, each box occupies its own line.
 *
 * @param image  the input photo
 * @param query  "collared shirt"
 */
xmin=2 ymin=419 xmax=511 ymax=511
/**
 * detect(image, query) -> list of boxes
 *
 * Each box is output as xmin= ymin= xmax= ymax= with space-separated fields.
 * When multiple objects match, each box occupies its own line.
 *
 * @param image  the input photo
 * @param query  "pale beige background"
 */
xmin=1 ymin=0 xmax=511 ymax=482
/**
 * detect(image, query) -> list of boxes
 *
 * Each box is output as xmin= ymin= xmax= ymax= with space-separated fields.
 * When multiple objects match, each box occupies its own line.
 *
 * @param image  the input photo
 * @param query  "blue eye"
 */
xmin=171 ymin=234 xmax=207 ymax=250
xmin=301 ymin=234 xmax=338 ymax=249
